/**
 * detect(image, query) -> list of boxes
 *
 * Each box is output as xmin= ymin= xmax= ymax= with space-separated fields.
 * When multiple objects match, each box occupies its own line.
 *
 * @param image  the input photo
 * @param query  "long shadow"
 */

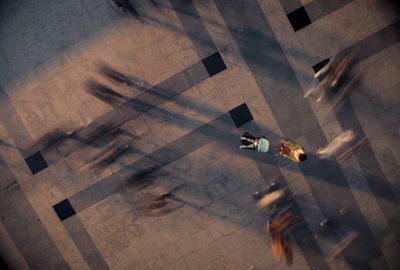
xmin=1 ymin=1 xmax=397 ymax=267
xmin=56 ymin=60 xmax=399 ymax=212
xmin=135 ymin=1 xmax=313 ymax=80
xmin=0 ymin=138 xmax=13 ymax=148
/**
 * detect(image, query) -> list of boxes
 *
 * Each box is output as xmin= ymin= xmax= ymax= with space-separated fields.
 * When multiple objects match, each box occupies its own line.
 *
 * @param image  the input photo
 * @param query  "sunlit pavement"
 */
xmin=0 ymin=0 xmax=399 ymax=269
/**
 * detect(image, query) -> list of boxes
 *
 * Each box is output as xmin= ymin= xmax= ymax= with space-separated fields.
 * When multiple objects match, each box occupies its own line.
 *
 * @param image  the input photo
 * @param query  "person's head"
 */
xmin=299 ymin=153 xmax=307 ymax=162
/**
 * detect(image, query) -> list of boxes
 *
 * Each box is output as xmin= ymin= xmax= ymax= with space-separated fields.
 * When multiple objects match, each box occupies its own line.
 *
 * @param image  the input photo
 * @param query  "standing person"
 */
xmin=267 ymin=208 xmax=299 ymax=265
xmin=240 ymin=132 xmax=269 ymax=152
xmin=278 ymin=140 xmax=307 ymax=162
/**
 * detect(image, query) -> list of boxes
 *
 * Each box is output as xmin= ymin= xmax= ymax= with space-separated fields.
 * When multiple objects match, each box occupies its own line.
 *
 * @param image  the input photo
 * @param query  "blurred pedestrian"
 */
xmin=257 ymin=189 xmax=285 ymax=209
xmin=317 ymin=130 xmax=355 ymax=159
xmin=137 ymin=192 xmax=183 ymax=216
xmin=270 ymin=233 xmax=293 ymax=265
xmin=304 ymin=52 xmax=356 ymax=103
xmin=253 ymin=181 xmax=278 ymax=200
xmin=267 ymin=208 xmax=300 ymax=265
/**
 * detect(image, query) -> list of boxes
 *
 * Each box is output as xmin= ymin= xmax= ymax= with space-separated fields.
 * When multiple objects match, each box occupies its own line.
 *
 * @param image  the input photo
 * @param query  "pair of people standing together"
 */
xmin=240 ymin=132 xmax=307 ymax=163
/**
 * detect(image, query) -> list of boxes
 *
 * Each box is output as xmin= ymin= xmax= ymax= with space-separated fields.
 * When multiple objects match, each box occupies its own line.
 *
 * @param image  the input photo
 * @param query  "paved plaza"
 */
xmin=0 ymin=0 xmax=399 ymax=269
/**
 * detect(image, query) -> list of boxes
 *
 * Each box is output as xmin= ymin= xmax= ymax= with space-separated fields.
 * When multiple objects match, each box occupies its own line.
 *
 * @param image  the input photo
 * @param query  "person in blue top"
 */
xmin=240 ymin=132 xmax=270 ymax=152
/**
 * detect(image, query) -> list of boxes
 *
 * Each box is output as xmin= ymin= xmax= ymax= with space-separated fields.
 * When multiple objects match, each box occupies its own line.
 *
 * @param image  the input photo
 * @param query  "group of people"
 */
xmin=239 ymin=128 xmax=307 ymax=265
xmin=252 ymin=181 xmax=303 ymax=265
xmin=240 ymin=132 xmax=307 ymax=163
xmin=304 ymin=52 xmax=358 ymax=104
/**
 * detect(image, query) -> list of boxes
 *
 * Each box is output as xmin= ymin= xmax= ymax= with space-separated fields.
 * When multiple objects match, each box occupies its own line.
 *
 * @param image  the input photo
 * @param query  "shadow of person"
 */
xmin=97 ymin=63 xmax=134 ymax=87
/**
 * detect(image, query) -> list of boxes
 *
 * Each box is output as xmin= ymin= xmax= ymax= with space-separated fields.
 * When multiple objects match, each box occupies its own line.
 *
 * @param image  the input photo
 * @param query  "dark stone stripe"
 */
xmin=311 ymin=21 xmax=400 ymax=243
xmin=170 ymin=0 xmax=218 ymax=59
xmin=335 ymin=99 xmax=400 ymax=243
xmin=304 ymin=0 xmax=353 ymax=22
xmin=0 ymin=155 xmax=69 ymax=270
xmin=63 ymin=215 xmax=109 ymax=270
xmin=281 ymin=0 xmax=354 ymax=31
xmin=0 ymin=87 xmax=38 ymax=158
xmin=345 ymin=20 xmax=400 ymax=62
xmin=213 ymin=0 xmax=388 ymax=268
xmin=41 ymin=60 xmax=211 ymax=166
xmin=68 ymin=114 xmax=234 ymax=213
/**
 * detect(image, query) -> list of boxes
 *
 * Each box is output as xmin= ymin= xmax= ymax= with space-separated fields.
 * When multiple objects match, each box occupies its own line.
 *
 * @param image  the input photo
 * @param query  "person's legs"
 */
xmin=242 ymin=132 xmax=258 ymax=141
xmin=240 ymin=138 xmax=257 ymax=150
xmin=240 ymin=144 xmax=256 ymax=149
xmin=241 ymin=139 xmax=252 ymax=146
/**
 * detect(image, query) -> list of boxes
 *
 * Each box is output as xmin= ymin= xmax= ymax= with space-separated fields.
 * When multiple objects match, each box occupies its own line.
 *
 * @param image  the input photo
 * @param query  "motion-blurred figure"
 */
xmin=256 ymin=180 xmax=302 ymax=265
xmin=326 ymin=230 xmax=359 ymax=261
xmin=36 ymin=128 xmax=77 ymax=151
xmin=137 ymin=192 xmax=183 ymax=216
xmin=317 ymin=130 xmax=356 ymax=159
xmin=336 ymin=136 xmax=367 ymax=163
xmin=304 ymin=52 xmax=357 ymax=103
xmin=330 ymin=66 xmax=363 ymax=112
xmin=319 ymin=209 xmax=359 ymax=261
xmin=257 ymin=189 xmax=285 ymax=209
xmin=269 ymin=225 xmax=293 ymax=265
xmin=267 ymin=206 xmax=302 ymax=265
xmin=317 ymin=130 xmax=367 ymax=162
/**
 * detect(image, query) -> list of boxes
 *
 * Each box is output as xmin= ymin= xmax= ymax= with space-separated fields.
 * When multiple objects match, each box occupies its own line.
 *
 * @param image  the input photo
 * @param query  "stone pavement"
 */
xmin=0 ymin=0 xmax=399 ymax=269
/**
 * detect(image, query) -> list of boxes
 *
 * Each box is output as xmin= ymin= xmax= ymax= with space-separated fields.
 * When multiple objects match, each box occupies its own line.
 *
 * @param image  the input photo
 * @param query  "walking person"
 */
xmin=137 ymin=190 xmax=183 ymax=216
xmin=318 ymin=209 xmax=359 ymax=261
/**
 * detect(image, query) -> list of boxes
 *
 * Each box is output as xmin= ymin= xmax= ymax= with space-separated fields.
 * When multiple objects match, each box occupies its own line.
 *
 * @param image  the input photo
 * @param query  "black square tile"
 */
xmin=312 ymin=58 xmax=330 ymax=73
xmin=202 ymin=52 xmax=227 ymax=77
xmin=0 ymin=255 xmax=9 ymax=270
xmin=53 ymin=199 xmax=76 ymax=221
xmin=229 ymin=103 xmax=254 ymax=127
xmin=287 ymin=7 xmax=311 ymax=31
xmin=25 ymin=151 xmax=48 ymax=175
